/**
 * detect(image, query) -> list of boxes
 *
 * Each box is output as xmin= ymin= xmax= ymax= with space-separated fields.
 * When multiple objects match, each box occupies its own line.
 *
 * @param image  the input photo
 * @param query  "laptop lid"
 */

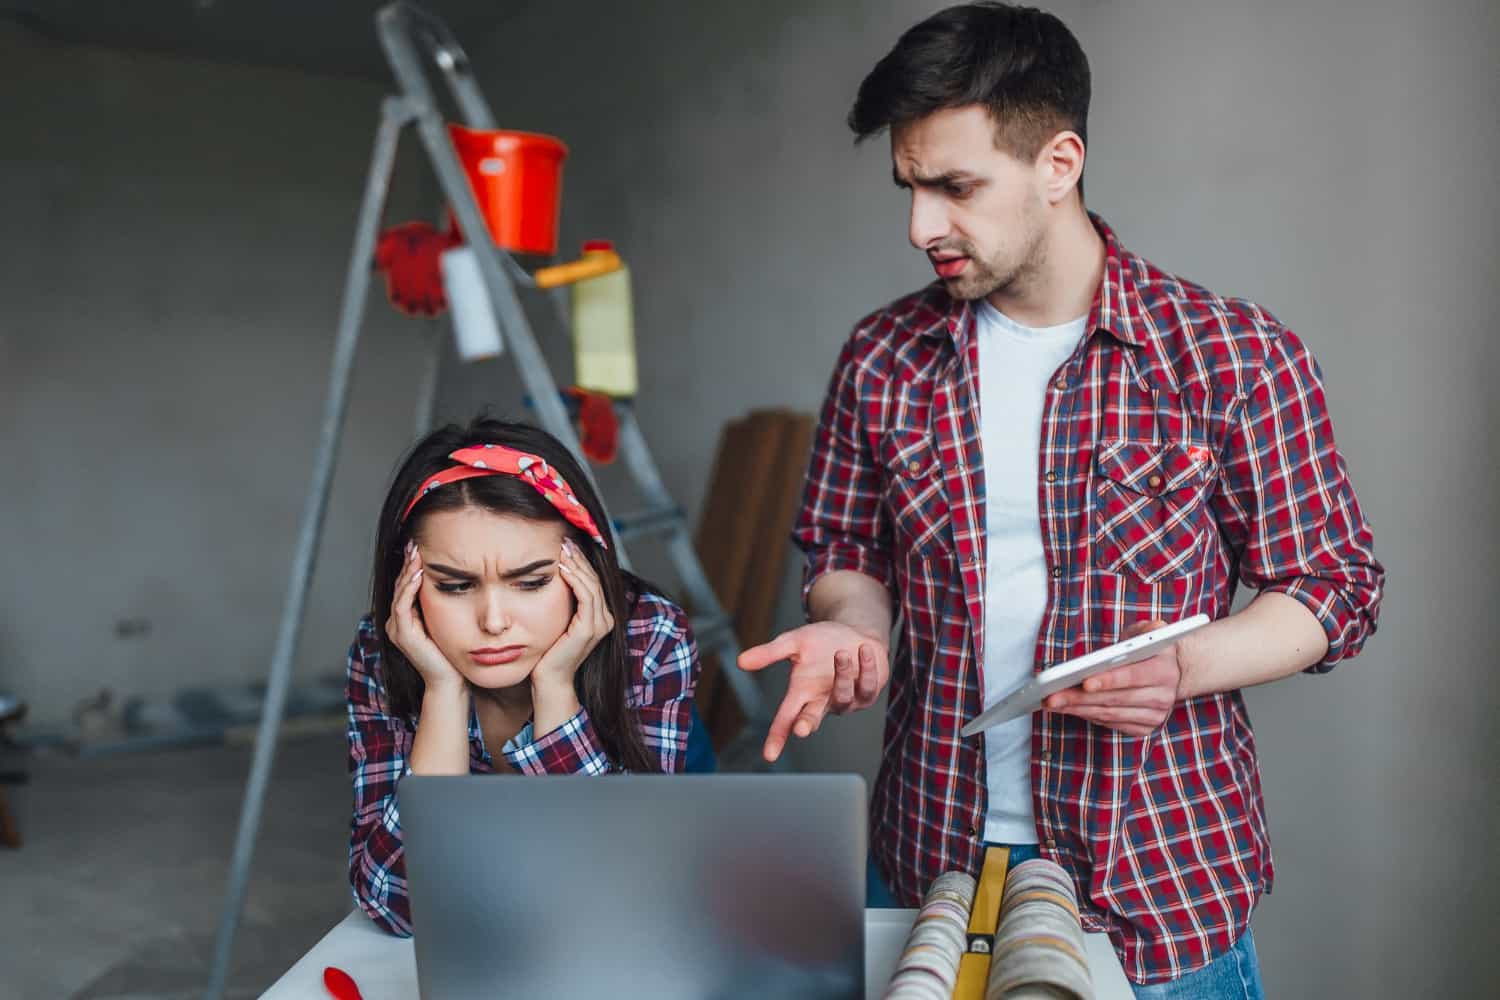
xmin=399 ymin=773 xmax=867 ymax=999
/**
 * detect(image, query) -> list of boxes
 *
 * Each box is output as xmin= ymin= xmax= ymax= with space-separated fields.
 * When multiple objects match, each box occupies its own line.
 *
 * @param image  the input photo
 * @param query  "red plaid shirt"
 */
xmin=795 ymin=215 xmax=1383 ymax=984
xmin=344 ymin=589 xmax=698 ymax=937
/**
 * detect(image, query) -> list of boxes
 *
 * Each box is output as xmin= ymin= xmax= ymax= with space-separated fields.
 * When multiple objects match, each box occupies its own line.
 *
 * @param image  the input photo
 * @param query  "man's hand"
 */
xmin=1043 ymin=619 xmax=1182 ymax=737
xmin=737 ymin=622 xmax=890 ymax=763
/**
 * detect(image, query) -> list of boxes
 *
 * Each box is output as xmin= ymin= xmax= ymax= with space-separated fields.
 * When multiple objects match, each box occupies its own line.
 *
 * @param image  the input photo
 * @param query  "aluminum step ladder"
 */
xmin=205 ymin=4 xmax=774 ymax=995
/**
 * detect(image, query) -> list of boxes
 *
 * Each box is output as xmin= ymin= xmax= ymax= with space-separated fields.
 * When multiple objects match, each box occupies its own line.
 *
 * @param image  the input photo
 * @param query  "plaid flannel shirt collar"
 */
xmin=917 ymin=213 xmax=1149 ymax=350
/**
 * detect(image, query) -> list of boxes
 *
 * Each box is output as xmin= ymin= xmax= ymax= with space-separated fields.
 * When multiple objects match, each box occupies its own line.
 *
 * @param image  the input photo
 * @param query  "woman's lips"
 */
xmin=931 ymin=256 xmax=969 ymax=279
xmin=470 ymin=646 xmax=526 ymax=666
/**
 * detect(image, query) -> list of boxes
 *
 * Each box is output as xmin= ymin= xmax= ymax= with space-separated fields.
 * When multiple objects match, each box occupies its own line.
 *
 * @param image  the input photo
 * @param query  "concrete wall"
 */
xmin=0 ymin=23 xmax=434 ymax=726
xmin=455 ymin=1 xmax=1499 ymax=994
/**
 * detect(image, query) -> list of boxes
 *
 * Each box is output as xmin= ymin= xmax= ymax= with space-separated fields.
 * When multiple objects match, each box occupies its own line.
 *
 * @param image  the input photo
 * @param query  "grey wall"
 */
xmin=0 ymin=24 xmax=434 ymax=726
xmin=452 ymin=1 xmax=1499 ymax=994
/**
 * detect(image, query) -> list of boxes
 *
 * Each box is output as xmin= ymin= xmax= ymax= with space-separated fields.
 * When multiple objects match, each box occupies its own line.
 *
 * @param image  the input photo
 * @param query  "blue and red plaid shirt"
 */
xmin=344 ymin=588 xmax=698 ymax=937
xmin=795 ymin=215 xmax=1383 ymax=984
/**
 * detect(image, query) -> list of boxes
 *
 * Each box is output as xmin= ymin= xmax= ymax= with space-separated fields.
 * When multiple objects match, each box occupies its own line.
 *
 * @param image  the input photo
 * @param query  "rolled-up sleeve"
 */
xmin=1212 ymin=330 xmax=1385 ymax=669
xmin=794 ymin=334 xmax=896 ymax=609
xmin=503 ymin=711 xmax=611 ymax=775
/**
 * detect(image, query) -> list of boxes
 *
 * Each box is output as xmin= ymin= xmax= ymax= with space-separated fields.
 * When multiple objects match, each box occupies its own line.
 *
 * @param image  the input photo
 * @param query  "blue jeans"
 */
xmin=683 ymin=703 xmax=716 ymax=773
xmin=1130 ymin=928 xmax=1263 ymax=1000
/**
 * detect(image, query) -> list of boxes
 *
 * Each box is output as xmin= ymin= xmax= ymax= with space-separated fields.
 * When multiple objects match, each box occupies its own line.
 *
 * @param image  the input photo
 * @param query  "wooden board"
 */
xmin=736 ymin=411 xmax=815 ymax=651
xmin=691 ymin=409 xmax=815 ymax=750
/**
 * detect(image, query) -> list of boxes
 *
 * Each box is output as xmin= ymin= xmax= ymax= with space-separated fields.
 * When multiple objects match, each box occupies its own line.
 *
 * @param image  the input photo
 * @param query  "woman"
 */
xmin=346 ymin=417 xmax=702 ymax=936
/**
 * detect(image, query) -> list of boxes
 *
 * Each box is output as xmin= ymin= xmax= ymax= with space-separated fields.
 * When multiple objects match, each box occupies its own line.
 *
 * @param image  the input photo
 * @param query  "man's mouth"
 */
xmin=930 ymin=255 xmax=970 ymax=279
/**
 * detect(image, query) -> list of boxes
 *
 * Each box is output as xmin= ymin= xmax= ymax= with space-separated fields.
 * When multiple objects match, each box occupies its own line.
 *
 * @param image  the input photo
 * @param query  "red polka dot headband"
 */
xmin=401 ymin=444 xmax=608 ymax=548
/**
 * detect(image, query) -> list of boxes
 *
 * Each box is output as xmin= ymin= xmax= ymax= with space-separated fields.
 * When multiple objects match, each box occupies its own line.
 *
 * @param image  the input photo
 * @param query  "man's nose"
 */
xmin=908 ymin=190 xmax=951 ymax=250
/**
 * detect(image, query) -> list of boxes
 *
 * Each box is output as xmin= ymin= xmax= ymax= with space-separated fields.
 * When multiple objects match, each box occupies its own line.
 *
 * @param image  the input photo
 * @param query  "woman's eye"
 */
xmin=518 ymin=576 xmax=550 ymax=592
xmin=435 ymin=580 xmax=473 ymax=594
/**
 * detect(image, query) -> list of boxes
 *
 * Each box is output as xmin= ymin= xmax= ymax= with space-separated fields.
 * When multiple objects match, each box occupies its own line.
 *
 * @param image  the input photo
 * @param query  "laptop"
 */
xmin=398 ymin=774 xmax=867 ymax=999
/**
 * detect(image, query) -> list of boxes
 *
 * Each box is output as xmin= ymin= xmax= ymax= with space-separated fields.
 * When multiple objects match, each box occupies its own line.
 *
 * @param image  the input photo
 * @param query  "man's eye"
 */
xmin=945 ymin=185 xmax=973 ymax=199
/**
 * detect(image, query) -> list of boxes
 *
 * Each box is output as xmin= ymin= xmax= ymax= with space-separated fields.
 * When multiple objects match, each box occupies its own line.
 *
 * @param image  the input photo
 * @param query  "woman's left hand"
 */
xmin=530 ymin=538 xmax=615 ymax=695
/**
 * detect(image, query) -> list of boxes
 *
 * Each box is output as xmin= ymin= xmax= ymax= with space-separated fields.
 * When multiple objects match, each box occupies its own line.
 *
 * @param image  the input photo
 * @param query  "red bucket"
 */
xmin=447 ymin=124 xmax=568 ymax=257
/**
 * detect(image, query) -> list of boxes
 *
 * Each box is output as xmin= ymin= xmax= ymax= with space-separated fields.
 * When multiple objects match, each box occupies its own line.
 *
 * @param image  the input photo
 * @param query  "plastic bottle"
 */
xmin=570 ymin=240 xmax=638 ymax=397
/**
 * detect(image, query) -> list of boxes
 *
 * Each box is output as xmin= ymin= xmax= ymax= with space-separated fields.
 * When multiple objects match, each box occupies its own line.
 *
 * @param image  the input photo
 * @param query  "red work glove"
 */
xmin=373 ymin=221 xmax=462 ymax=317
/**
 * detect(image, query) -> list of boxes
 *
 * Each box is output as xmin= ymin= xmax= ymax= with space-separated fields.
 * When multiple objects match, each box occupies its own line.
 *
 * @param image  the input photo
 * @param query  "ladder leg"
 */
xmin=204 ymin=97 xmax=412 ymax=1000
xmin=414 ymin=321 xmax=444 ymax=439
xmin=614 ymin=408 xmax=770 ymax=727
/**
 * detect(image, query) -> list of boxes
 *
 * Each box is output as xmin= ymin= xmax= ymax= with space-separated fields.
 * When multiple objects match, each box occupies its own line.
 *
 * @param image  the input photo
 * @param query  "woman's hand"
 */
xmin=386 ymin=542 xmax=466 ymax=694
xmin=530 ymin=538 xmax=614 ymax=697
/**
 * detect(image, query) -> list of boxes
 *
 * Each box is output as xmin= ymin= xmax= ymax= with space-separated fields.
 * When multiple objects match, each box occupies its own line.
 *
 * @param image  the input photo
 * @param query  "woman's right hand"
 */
xmin=386 ymin=542 xmax=465 ymax=693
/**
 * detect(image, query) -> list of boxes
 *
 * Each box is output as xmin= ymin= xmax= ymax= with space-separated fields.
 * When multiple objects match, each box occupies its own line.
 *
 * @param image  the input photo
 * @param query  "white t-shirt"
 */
xmin=974 ymin=299 xmax=1089 ymax=844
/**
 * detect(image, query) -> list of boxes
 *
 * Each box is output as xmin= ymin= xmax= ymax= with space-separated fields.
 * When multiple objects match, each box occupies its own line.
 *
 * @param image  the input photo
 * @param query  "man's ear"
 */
xmin=1038 ymin=130 xmax=1086 ymax=205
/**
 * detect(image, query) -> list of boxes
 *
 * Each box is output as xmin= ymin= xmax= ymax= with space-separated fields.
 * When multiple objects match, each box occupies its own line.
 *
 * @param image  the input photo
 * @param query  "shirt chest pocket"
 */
xmin=1090 ymin=439 xmax=1213 ymax=584
xmin=880 ymin=428 xmax=953 ymax=560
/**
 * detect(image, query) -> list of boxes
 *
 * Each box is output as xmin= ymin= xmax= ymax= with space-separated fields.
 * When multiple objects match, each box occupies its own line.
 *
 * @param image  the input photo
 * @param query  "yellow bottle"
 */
xmin=570 ymin=240 xmax=638 ymax=398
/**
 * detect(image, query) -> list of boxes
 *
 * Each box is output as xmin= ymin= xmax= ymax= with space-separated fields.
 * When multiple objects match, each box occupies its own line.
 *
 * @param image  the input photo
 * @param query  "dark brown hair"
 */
xmin=848 ymin=2 xmax=1090 ymax=174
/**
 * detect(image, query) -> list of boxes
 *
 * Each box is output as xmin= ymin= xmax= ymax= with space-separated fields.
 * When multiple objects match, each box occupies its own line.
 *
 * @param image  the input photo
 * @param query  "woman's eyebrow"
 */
xmin=423 ymin=562 xmax=477 ymax=579
xmin=501 ymin=559 xmax=555 ymax=580
xmin=423 ymin=559 xmax=555 ymax=580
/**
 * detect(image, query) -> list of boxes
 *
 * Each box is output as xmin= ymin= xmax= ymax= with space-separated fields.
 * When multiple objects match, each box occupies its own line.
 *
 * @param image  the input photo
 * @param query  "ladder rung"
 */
xmin=612 ymin=505 xmax=684 ymax=542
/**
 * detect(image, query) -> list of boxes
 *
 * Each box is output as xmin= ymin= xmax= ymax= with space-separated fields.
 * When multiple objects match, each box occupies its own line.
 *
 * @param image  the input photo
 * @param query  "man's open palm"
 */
xmin=738 ymin=622 xmax=890 ymax=762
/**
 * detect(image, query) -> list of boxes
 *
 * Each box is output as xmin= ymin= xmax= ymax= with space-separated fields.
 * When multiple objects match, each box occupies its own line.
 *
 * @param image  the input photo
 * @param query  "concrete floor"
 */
xmin=1 ymin=728 xmax=353 ymax=999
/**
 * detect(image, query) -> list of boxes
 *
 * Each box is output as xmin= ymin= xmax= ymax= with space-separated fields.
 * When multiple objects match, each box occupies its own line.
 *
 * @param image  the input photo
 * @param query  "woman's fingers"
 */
xmin=387 ymin=543 xmax=421 ymax=631
xmin=559 ymin=539 xmax=611 ymax=638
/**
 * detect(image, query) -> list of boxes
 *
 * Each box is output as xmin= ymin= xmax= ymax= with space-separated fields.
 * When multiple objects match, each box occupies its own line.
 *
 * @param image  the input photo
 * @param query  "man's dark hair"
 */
xmin=849 ymin=2 xmax=1090 ymax=168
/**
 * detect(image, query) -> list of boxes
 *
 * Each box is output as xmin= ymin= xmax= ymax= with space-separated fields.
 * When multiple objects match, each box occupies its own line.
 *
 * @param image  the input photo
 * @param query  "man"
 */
xmin=737 ymin=3 xmax=1384 ymax=995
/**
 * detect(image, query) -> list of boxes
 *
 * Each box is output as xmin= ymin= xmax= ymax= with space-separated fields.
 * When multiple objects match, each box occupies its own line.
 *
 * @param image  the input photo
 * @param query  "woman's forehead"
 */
xmin=415 ymin=507 xmax=566 ymax=567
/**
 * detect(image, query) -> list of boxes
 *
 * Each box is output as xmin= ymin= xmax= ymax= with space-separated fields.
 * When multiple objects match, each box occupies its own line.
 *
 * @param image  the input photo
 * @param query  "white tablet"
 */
xmin=960 ymin=614 xmax=1212 ymax=737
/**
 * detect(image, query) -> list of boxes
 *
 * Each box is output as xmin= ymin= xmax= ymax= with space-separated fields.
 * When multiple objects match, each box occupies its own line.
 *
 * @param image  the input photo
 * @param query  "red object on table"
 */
xmin=373 ymin=221 xmax=462 ymax=317
xmin=322 ymin=965 xmax=364 ymax=1000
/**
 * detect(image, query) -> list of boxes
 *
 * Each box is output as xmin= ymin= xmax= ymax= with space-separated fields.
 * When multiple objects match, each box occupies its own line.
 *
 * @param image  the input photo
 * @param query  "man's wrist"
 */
xmin=814 ymin=603 xmax=890 ymax=647
xmin=1172 ymin=626 xmax=1209 ymax=700
xmin=807 ymin=570 xmax=894 ymax=644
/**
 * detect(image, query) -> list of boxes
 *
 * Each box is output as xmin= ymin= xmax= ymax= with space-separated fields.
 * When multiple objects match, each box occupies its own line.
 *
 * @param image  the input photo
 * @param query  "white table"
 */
xmin=264 ymin=909 xmax=1134 ymax=999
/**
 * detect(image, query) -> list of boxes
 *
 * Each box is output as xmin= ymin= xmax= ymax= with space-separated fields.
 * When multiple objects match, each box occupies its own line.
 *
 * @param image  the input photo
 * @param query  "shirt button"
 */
xmin=1040 ymin=750 xmax=1053 ymax=762
xmin=1053 ymin=377 xmax=1067 ymax=390
xmin=1147 ymin=474 xmax=1163 ymax=489
xmin=1051 ymin=566 xmax=1063 ymax=579
xmin=968 ymin=825 xmax=979 ymax=837
xmin=907 ymin=460 xmax=923 ymax=475
xmin=1045 ymin=471 xmax=1057 ymax=484
xmin=1045 ymin=838 xmax=1057 ymax=851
